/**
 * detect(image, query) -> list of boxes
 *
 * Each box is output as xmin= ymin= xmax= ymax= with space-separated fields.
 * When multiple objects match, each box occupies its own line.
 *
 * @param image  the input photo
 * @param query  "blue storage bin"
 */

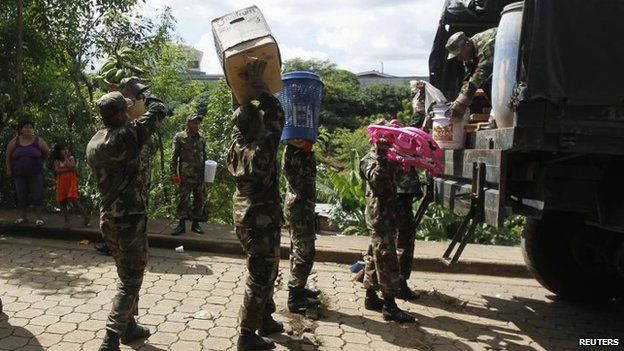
xmin=278 ymin=71 xmax=324 ymax=142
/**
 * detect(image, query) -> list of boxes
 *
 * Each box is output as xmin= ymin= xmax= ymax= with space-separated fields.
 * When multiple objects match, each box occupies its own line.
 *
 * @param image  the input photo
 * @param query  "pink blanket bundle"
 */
xmin=366 ymin=124 xmax=444 ymax=177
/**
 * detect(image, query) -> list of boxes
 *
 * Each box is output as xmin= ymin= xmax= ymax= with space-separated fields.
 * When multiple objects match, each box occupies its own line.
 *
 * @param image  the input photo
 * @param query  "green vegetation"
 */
xmin=0 ymin=4 xmax=521 ymax=245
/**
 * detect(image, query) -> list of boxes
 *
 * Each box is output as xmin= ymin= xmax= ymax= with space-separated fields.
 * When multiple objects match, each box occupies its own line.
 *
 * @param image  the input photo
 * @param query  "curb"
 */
xmin=0 ymin=224 xmax=531 ymax=278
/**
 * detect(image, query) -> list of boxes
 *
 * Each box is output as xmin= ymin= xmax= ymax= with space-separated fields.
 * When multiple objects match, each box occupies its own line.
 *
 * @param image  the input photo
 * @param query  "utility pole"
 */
xmin=380 ymin=61 xmax=384 ymax=74
xmin=16 ymin=0 xmax=24 ymax=119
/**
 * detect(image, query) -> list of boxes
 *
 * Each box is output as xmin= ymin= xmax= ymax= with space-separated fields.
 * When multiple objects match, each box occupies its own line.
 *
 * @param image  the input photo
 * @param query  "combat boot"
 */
xmin=98 ymin=330 xmax=120 ymax=351
xmin=397 ymin=279 xmax=421 ymax=301
xmin=237 ymin=330 xmax=275 ymax=351
xmin=364 ymin=289 xmax=384 ymax=311
xmin=191 ymin=220 xmax=204 ymax=234
xmin=171 ymin=219 xmax=185 ymax=236
xmin=382 ymin=298 xmax=418 ymax=323
xmin=120 ymin=318 xmax=151 ymax=344
xmin=258 ymin=316 xmax=284 ymax=336
xmin=301 ymin=287 xmax=321 ymax=298
xmin=288 ymin=290 xmax=321 ymax=312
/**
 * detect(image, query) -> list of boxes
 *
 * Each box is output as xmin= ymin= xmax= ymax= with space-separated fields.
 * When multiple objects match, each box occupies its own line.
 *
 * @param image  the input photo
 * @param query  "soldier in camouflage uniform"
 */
xmin=445 ymin=28 xmax=497 ymax=119
xmin=360 ymin=122 xmax=417 ymax=323
xmin=283 ymin=139 xmax=322 ymax=312
xmin=86 ymin=87 xmax=167 ymax=351
xmin=226 ymin=61 xmax=285 ymax=351
xmin=171 ymin=114 xmax=207 ymax=235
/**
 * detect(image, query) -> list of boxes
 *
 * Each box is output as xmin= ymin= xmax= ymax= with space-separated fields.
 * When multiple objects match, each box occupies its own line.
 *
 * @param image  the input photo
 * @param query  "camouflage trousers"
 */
xmin=396 ymin=194 xmax=417 ymax=280
xmin=100 ymin=214 xmax=148 ymax=335
xmin=288 ymin=220 xmax=316 ymax=292
xmin=176 ymin=181 xmax=206 ymax=221
xmin=235 ymin=225 xmax=281 ymax=332
xmin=364 ymin=229 xmax=401 ymax=298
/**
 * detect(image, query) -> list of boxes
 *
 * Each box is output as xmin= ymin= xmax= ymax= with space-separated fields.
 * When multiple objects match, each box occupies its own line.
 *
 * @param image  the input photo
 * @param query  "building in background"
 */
xmin=356 ymin=70 xmax=428 ymax=87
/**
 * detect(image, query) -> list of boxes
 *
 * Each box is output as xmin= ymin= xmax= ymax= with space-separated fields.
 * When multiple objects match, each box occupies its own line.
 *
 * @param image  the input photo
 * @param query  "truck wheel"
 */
xmin=522 ymin=212 xmax=624 ymax=302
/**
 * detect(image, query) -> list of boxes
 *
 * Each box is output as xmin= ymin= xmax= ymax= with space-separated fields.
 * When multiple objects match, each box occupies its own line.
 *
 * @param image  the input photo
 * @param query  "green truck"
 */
xmin=427 ymin=0 xmax=624 ymax=301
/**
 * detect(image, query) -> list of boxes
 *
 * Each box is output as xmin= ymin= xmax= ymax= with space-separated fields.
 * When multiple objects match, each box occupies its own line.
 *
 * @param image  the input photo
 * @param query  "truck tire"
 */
xmin=522 ymin=212 xmax=624 ymax=302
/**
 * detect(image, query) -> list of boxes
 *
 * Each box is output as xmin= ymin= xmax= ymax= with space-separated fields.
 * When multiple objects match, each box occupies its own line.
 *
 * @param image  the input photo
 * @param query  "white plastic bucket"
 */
xmin=431 ymin=105 xmax=467 ymax=149
xmin=204 ymin=160 xmax=217 ymax=183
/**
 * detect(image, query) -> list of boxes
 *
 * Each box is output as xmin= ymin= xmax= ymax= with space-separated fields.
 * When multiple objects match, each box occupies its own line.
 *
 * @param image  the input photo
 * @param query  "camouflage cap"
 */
xmin=445 ymin=31 xmax=469 ymax=59
xmin=186 ymin=114 xmax=203 ymax=123
xmin=96 ymin=91 xmax=133 ymax=110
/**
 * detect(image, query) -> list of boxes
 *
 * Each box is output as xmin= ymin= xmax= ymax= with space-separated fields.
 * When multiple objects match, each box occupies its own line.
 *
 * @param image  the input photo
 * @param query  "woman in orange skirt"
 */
xmin=53 ymin=143 xmax=90 ymax=228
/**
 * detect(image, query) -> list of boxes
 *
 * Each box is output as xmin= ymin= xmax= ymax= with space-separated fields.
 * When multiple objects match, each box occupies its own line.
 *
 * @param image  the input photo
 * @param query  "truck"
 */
xmin=426 ymin=0 xmax=624 ymax=302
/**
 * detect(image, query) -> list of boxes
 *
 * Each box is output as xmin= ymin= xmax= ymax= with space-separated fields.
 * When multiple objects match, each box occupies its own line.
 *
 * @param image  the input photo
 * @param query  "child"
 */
xmin=53 ymin=143 xmax=90 ymax=228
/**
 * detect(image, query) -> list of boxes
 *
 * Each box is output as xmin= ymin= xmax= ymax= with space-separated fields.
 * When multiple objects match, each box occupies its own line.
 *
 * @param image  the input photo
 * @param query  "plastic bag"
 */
xmin=410 ymin=80 xmax=447 ymax=114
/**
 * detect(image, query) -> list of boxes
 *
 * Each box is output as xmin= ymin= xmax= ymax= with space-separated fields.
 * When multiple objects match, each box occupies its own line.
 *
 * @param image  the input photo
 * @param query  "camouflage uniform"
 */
xmin=171 ymin=128 xmax=207 ymax=221
xmin=460 ymin=28 xmax=497 ymax=98
xmin=283 ymin=144 xmax=317 ymax=292
xmin=226 ymin=93 xmax=284 ymax=333
xmin=360 ymin=147 xmax=401 ymax=297
xmin=395 ymin=167 xmax=423 ymax=281
xmin=86 ymin=93 xmax=166 ymax=336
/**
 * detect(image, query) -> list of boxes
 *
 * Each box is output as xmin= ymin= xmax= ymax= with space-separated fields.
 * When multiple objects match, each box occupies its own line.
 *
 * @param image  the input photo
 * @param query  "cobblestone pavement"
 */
xmin=0 ymin=236 xmax=622 ymax=351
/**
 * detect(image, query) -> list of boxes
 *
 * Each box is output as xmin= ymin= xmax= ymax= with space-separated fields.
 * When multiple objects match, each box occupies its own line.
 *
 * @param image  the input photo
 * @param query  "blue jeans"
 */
xmin=14 ymin=173 xmax=44 ymax=208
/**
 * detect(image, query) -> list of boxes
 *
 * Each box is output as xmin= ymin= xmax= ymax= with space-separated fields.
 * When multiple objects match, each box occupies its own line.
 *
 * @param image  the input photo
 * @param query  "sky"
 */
xmin=139 ymin=0 xmax=443 ymax=77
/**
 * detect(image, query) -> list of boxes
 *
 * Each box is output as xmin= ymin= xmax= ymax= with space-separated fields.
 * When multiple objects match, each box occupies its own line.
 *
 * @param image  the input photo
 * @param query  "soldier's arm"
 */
xmin=461 ymin=42 xmax=494 ymax=97
xmin=361 ymin=149 xmax=393 ymax=188
xmin=258 ymin=93 xmax=285 ymax=148
xmin=170 ymin=135 xmax=180 ymax=177
xmin=133 ymin=95 xmax=167 ymax=147
xmin=410 ymin=93 xmax=426 ymax=128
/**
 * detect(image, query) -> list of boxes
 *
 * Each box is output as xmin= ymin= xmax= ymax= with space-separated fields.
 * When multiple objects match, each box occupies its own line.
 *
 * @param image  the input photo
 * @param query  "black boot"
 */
xmin=171 ymin=219 xmax=185 ymax=236
xmin=397 ymin=279 xmax=421 ymax=301
xmin=364 ymin=289 xmax=384 ymax=311
xmin=288 ymin=289 xmax=321 ymax=312
xmin=237 ymin=330 xmax=275 ymax=351
xmin=301 ymin=287 xmax=321 ymax=298
xmin=99 ymin=330 xmax=121 ymax=351
xmin=382 ymin=298 xmax=418 ymax=323
xmin=191 ymin=220 xmax=204 ymax=234
xmin=120 ymin=318 xmax=151 ymax=344
xmin=258 ymin=316 xmax=284 ymax=336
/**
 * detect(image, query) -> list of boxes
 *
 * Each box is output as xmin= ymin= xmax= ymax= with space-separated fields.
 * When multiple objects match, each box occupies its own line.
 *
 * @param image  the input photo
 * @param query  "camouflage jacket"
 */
xmin=171 ymin=130 xmax=206 ymax=183
xmin=395 ymin=167 xmax=422 ymax=195
xmin=410 ymin=92 xmax=426 ymax=128
xmin=283 ymin=144 xmax=317 ymax=222
xmin=360 ymin=147 xmax=398 ymax=234
xmin=461 ymin=27 xmax=497 ymax=97
xmin=139 ymin=135 xmax=159 ymax=204
xmin=86 ymin=96 xmax=167 ymax=219
xmin=227 ymin=94 xmax=285 ymax=228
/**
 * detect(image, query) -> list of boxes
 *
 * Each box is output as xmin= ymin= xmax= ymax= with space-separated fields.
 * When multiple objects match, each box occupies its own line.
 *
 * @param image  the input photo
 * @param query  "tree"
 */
xmin=282 ymin=58 xmax=337 ymax=77
xmin=360 ymin=83 xmax=411 ymax=117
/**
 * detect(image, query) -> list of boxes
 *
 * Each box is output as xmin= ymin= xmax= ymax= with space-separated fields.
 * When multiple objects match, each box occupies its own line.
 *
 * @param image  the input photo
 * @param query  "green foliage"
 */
xmin=360 ymin=84 xmax=411 ymax=117
xmin=316 ymin=150 xmax=367 ymax=236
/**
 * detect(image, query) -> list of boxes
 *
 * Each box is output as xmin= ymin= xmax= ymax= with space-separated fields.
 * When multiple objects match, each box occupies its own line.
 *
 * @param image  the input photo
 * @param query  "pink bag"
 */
xmin=366 ymin=124 xmax=443 ymax=177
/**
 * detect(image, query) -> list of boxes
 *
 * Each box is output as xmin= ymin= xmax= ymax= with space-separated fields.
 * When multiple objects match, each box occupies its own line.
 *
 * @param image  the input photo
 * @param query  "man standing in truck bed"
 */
xmin=445 ymin=28 xmax=497 ymax=120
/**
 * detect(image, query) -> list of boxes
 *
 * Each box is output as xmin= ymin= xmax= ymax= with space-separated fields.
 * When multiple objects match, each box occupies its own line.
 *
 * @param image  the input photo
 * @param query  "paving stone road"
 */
xmin=0 ymin=236 xmax=622 ymax=351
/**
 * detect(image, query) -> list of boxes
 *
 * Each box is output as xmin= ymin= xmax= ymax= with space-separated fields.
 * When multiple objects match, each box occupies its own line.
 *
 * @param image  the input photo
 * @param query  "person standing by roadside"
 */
xmin=52 ymin=143 xmax=91 ymax=228
xmin=360 ymin=119 xmax=417 ymax=323
xmin=283 ymin=138 xmax=321 ymax=312
xmin=86 ymin=82 xmax=167 ymax=351
xmin=5 ymin=119 xmax=50 ymax=226
xmin=170 ymin=114 xmax=207 ymax=235
xmin=227 ymin=61 xmax=285 ymax=351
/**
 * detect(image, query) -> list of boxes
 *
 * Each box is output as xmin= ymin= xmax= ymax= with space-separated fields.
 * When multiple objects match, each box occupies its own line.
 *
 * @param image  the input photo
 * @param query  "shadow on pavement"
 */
xmin=0 ymin=239 xmax=215 ymax=296
xmin=0 ymin=312 xmax=44 ymax=350
xmin=412 ymin=289 xmax=624 ymax=350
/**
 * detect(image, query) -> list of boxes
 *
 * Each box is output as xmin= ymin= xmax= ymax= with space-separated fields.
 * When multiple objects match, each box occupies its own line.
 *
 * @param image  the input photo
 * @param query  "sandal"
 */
xmin=35 ymin=219 xmax=44 ymax=227
xmin=15 ymin=218 xmax=28 ymax=225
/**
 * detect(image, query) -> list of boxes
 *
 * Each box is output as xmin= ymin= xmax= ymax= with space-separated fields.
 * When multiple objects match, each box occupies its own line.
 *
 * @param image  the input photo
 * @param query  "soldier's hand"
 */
xmin=416 ymin=81 xmax=426 ymax=90
xmin=120 ymin=76 xmax=149 ymax=100
xmin=245 ymin=59 xmax=270 ymax=96
xmin=375 ymin=137 xmax=391 ymax=157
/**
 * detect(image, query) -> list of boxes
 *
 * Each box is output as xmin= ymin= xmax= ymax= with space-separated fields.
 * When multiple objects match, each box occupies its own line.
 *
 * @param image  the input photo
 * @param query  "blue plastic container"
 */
xmin=278 ymin=71 xmax=324 ymax=142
